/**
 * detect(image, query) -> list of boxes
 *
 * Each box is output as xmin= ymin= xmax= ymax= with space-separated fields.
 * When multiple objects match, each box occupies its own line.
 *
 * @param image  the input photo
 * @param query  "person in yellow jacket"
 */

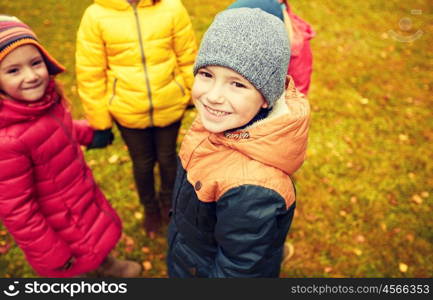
xmin=75 ymin=0 xmax=197 ymax=235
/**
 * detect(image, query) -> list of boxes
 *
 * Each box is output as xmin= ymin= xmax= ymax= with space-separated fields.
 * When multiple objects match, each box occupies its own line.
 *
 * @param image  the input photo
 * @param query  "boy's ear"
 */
xmin=261 ymin=101 xmax=269 ymax=109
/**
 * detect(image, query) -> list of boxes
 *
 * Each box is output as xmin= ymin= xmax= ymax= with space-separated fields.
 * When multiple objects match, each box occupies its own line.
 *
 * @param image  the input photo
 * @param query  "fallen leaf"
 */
xmin=353 ymin=248 xmax=362 ymax=256
xmin=399 ymin=263 xmax=408 ymax=273
xmin=324 ymin=267 xmax=333 ymax=273
xmin=0 ymin=243 xmax=11 ymax=254
xmin=142 ymin=261 xmax=152 ymax=271
xmin=108 ymin=154 xmax=119 ymax=164
xmin=411 ymin=194 xmax=423 ymax=205
xmin=406 ymin=234 xmax=415 ymax=242
xmin=421 ymin=191 xmax=429 ymax=198
xmin=355 ymin=235 xmax=366 ymax=243
xmin=141 ymin=247 xmax=150 ymax=254
xmin=350 ymin=196 xmax=357 ymax=204
xmin=399 ymin=134 xmax=409 ymax=142
xmin=339 ymin=210 xmax=347 ymax=217
xmin=360 ymin=98 xmax=369 ymax=105
xmin=125 ymin=236 xmax=135 ymax=247
xmin=393 ymin=228 xmax=401 ymax=234
xmin=134 ymin=212 xmax=143 ymax=220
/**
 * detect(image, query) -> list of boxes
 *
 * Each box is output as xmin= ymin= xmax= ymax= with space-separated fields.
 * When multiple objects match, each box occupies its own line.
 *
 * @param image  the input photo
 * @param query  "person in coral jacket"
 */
xmin=228 ymin=0 xmax=315 ymax=96
xmin=167 ymin=8 xmax=310 ymax=277
xmin=75 ymin=0 xmax=198 ymax=235
xmin=0 ymin=15 xmax=141 ymax=278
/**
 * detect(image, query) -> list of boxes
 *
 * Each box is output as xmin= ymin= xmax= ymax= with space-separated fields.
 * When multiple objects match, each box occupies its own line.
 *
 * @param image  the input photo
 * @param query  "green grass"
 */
xmin=0 ymin=0 xmax=432 ymax=278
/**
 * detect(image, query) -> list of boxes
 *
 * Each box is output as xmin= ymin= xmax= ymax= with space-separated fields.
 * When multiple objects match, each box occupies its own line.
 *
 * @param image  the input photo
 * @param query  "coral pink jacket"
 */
xmin=285 ymin=3 xmax=315 ymax=95
xmin=0 ymin=93 xmax=121 ymax=277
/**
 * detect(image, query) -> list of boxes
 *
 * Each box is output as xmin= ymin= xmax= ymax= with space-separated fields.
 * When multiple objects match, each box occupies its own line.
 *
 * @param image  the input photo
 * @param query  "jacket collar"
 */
xmin=0 ymin=80 xmax=59 ymax=129
xmin=94 ymin=0 xmax=154 ymax=10
xmin=181 ymin=76 xmax=311 ymax=175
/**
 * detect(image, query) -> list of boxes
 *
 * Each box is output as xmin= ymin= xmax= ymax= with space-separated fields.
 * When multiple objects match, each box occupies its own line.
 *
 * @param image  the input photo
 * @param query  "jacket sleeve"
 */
xmin=210 ymin=185 xmax=287 ymax=277
xmin=75 ymin=6 xmax=112 ymax=130
xmin=72 ymin=119 xmax=94 ymax=146
xmin=172 ymin=0 xmax=197 ymax=91
xmin=0 ymin=137 xmax=72 ymax=273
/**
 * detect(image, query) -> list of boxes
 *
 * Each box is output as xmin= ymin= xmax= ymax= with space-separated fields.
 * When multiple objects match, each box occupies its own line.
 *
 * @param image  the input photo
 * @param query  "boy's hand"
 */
xmin=87 ymin=129 xmax=114 ymax=150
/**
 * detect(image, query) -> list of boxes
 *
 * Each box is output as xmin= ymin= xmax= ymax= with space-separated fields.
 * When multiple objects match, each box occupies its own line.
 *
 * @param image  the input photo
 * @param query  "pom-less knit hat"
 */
xmin=0 ymin=15 xmax=65 ymax=75
xmin=193 ymin=7 xmax=290 ymax=108
xmin=228 ymin=0 xmax=284 ymax=21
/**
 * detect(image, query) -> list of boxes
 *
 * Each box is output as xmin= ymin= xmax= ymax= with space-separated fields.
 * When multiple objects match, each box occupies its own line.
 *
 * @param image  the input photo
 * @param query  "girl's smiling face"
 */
xmin=0 ymin=44 xmax=49 ymax=102
xmin=192 ymin=65 xmax=267 ymax=133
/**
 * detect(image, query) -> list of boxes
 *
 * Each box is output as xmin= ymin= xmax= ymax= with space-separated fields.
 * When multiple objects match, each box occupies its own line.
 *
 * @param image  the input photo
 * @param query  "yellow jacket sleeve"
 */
xmin=172 ymin=1 xmax=197 ymax=92
xmin=75 ymin=5 xmax=112 ymax=130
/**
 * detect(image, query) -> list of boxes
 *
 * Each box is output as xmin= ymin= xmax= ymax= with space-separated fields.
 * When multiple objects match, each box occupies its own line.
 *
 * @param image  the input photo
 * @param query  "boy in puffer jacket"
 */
xmin=167 ymin=8 xmax=310 ymax=277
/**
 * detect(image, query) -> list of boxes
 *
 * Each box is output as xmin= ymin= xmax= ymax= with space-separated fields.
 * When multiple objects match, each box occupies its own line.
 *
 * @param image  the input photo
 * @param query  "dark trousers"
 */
xmin=117 ymin=121 xmax=181 ymax=214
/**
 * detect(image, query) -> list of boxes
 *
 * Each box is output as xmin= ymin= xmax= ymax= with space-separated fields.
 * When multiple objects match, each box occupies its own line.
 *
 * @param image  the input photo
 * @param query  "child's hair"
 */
xmin=193 ymin=7 xmax=290 ymax=108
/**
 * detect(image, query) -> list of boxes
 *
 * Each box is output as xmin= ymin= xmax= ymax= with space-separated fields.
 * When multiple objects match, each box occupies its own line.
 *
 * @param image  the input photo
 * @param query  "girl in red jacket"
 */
xmin=0 ymin=15 xmax=141 ymax=278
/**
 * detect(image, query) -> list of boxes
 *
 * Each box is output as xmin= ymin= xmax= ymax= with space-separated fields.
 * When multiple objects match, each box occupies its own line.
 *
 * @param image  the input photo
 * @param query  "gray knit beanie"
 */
xmin=193 ymin=7 xmax=290 ymax=107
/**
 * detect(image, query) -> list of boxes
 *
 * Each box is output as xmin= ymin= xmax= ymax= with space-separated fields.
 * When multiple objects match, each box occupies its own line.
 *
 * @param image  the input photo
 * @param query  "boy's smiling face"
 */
xmin=192 ymin=65 xmax=268 ymax=133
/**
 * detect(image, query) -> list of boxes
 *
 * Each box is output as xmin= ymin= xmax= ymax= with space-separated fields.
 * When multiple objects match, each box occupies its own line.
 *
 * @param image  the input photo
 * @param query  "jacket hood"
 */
xmin=187 ymin=77 xmax=310 ymax=175
xmin=94 ymin=0 xmax=154 ymax=10
xmin=0 ymin=94 xmax=58 ymax=129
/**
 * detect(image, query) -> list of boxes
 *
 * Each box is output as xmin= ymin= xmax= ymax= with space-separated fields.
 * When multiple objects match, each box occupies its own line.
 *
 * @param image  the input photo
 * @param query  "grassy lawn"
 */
xmin=0 ymin=0 xmax=432 ymax=278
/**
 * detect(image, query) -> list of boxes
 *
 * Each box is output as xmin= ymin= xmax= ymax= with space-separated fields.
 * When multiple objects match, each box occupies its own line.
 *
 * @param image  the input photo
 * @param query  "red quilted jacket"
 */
xmin=0 ymin=89 xmax=122 ymax=277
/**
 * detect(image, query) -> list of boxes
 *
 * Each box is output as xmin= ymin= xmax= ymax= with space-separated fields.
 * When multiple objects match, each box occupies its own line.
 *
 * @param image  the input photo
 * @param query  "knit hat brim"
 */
xmin=0 ymin=38 xmax=65 ymax=75
xmin=0 ymin=15 xmax=65 ymax=75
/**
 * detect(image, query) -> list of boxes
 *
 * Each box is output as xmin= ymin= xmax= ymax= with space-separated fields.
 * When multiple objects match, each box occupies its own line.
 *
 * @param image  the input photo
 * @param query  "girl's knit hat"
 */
xmin=0 ymin=15 xmax=65 ymax=75
xmin=193 ymin=8 xmax=290 ymax=108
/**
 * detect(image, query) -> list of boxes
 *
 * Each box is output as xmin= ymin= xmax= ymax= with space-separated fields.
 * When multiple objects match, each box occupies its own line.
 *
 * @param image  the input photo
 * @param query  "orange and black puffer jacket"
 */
xmin=167 ymin=78 xmax=310 ymax=277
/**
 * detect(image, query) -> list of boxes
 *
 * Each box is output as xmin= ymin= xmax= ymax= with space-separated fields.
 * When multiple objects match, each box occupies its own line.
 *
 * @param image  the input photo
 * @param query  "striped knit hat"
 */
xmin=0 ymin=15 xmax=64 ymax=75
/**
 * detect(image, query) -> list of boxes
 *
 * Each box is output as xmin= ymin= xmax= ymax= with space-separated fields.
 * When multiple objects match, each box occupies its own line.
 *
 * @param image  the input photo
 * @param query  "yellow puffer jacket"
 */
xmin=75 ymin=0 xmax=197 ymax=129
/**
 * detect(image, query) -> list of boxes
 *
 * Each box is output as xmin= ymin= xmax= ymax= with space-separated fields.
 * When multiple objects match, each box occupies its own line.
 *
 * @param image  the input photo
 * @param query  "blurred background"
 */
xmin=0 ymin=0 xmax=432 ymax=277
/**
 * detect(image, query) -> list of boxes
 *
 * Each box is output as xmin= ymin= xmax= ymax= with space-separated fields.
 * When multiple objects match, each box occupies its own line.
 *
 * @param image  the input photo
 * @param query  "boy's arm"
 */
xmin=172 ymin=0 xmax=198 ymax=91
xmin=210 ymin=185 xmax=288 ymax=277
xmin=75 ymin=6 xmax=112 ymax=130
xmin=0 ymin=138 xmax=72 ymax=273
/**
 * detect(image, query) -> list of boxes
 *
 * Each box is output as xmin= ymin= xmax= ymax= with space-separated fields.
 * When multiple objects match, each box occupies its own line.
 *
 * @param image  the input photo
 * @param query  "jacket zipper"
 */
xmin=132 ymin=5 xmax=154 ymax=126
xmin=172 ymin=72 xmax=185 ymax=96
xmin=109 ymin=78 xmax=118 ymax=104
